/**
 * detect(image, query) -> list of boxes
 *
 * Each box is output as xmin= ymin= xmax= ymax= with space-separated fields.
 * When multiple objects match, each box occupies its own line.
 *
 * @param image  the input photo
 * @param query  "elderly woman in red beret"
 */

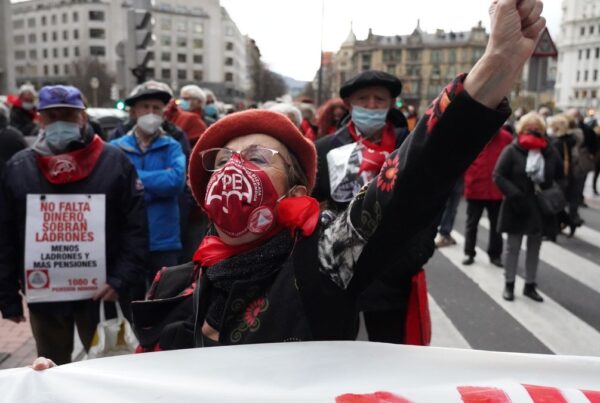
xmin=32 ymin=0 xmax=545 ymax=366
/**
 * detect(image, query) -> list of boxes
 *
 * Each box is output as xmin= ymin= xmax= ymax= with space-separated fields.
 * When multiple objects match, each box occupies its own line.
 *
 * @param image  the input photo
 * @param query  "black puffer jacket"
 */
xmin=493 ymin=140 xmax=564 ymax=236
xmin=9 ymin=106 xmax=38 ymax=137
xmin=0 ymin=115 xmax=27 ymax=178
xmin=0 ymin=142 xmax=148 ymax=318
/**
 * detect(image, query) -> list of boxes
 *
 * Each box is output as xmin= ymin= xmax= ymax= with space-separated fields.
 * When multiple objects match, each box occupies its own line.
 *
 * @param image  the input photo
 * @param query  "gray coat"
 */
xmin=493 ymin=140 xmax=564 ymax=236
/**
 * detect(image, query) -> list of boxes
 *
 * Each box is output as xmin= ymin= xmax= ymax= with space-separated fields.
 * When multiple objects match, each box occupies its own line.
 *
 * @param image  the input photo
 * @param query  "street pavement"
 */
xmin=1 ymin=175 xmax=600 ymax=369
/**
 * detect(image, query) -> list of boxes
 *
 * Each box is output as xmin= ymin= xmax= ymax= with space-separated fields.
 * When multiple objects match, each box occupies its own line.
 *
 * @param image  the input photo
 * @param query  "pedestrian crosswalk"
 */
xmin=427 ymin=193 xmax=600 ymax=357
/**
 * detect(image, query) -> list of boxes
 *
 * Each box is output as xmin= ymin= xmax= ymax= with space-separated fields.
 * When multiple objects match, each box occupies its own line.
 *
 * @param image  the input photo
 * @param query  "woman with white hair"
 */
xmin=268 ymin=103 xmax=302 ymax=128
xmin=494 ymin=112 xmax=564 ymax=302
xmin=9 ymin=84 xmax=39 ymax=137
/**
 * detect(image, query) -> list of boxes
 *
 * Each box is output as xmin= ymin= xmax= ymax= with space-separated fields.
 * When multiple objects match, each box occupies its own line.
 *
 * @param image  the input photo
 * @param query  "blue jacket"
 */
xmin=111 ymin=133 xmax=186 ymax=252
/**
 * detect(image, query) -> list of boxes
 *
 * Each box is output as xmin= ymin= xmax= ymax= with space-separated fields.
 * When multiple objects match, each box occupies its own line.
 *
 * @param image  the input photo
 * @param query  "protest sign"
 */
xmin=24 ymin=194 xmax=106 ymax=303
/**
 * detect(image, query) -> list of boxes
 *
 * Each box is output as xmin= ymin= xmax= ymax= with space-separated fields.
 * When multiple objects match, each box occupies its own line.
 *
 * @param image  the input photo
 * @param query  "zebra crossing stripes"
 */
xmin=435 ymin=230 xmax=600 ymax=356
xmin=428 ymin=294 xmax=470 ymax=349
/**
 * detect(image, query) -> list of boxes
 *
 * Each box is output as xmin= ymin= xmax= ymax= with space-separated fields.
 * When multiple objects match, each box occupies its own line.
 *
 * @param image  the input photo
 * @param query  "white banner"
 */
xmin=0 ymin=342 xmax=599 ymax=402
xmin=24 ymin=194 xmax=106 ymax=303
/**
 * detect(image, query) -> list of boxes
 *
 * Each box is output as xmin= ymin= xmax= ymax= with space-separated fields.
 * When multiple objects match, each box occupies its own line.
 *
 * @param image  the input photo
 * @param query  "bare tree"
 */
xmin=70 ymin=58 xmax=116 ymax=107
xmin=256 ymin=63 xmax=287 ymax=102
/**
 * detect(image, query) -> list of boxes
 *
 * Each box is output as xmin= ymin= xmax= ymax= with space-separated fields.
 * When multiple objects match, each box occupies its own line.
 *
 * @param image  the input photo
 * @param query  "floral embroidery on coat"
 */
xmin=229 ymin=295 xmax=270 ymax=343
xmin=425 ymin=74 xmax=466 ymax=133
xmin=377 ymin=155 xmax=399 ymax=192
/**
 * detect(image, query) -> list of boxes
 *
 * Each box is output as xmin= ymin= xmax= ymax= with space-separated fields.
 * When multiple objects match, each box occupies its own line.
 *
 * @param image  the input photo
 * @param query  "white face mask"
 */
xmin=137 ymin=113 xmax=163 ymax=134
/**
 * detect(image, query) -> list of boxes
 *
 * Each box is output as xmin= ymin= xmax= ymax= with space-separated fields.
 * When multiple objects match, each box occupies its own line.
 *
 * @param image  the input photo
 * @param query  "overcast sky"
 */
xmin=222 ymin=0 xmax=563 ymax=81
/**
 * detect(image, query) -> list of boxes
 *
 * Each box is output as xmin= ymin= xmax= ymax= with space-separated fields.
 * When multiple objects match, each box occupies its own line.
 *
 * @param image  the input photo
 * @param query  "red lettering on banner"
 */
xmin=335 ymin=391 xmax=411 ymax=403
xmin=457 ymin=386 xmax=511 ymax=403
xmin=582 ymin=389 xmax=600 ymax=403
xmin=523 ymin=384 xmax=567 ymax=403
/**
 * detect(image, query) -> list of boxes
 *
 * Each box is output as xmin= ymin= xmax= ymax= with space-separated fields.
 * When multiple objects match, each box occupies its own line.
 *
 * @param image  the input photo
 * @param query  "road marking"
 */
xmin=479 ymin=219 xmax=600 ymax=292
xmin=428 ymin=294 xmax=471 ymax=349
xmin=573 ymin=224 xmax=600 ymax=250
xmin=437 ymin=231 xmax=600 ymax=356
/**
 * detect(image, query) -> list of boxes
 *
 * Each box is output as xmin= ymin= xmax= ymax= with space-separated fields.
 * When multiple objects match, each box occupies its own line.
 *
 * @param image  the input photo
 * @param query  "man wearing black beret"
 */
xmin=313 ymin=70 xmax=436 ymax=345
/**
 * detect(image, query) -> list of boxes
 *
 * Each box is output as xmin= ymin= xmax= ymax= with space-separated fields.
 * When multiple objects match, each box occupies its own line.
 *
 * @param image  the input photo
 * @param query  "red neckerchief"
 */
xmin=518 ymin=133 xmax=547 ymax=150
xmin=347 ymin=121 xmax=396 ymax=174
xmin=36 ymin=135 xmax=105 ymax=185
xmin=193 ymin=196 xmax=320 ymax=267
xmin=301 ymin=119 xmax=317 ymax=141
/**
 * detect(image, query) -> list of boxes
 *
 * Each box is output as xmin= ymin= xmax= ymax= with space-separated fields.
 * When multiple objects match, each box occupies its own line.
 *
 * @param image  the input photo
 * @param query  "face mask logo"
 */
xmin=203 ymin=156 xmax=278 ymax=237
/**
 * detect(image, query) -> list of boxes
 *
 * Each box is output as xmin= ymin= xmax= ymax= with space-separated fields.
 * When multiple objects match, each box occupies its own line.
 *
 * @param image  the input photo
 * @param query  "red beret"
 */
xmin=188 ymin=109 xmax=317 ymax=205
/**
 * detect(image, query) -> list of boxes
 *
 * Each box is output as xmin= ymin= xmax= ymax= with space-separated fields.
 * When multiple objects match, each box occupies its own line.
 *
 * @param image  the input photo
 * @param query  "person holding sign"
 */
xmin=110 ymin=82 xmax=186 ymax=284
xmin=0 ymin=85 xmax=147 ymax=365
xmin=126 ymin=0 xmax=546 ymax=351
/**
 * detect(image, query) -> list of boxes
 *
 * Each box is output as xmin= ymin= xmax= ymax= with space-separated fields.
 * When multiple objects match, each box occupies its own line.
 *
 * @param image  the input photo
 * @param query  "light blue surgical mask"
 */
xmin=179 ymin=99 xmax=191 ymax=111
xmin=351 ymin=106 xmax=388 ymax=138
xmin=45 ymin=121 xmax=82 ymax=152
xmin=204 ymin=104 xmax=218 ymax=118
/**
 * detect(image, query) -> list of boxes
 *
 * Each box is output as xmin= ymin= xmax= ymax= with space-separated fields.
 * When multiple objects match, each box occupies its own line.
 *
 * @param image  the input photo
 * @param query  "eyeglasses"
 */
xmin=199 ymin=145 xmax=289 ymax=172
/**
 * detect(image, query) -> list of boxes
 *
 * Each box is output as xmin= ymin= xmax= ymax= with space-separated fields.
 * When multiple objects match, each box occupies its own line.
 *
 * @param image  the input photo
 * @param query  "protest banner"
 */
xmin=24 ymin=194 xmax=106 ymax=303
xmin=0 ymin=342 xmax=599 ymax=402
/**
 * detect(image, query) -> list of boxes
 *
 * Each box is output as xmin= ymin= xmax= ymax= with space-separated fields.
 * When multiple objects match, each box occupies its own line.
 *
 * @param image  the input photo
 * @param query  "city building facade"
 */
xmin=9 ymin=0 xmax=248 ymax=103
xmin=0 ymin=0 xmax=15 ymax=94
xmin=331 ymin=21 xmax=488 ymax=112
xmin=555 ymin=0 xmax=600 ymax=111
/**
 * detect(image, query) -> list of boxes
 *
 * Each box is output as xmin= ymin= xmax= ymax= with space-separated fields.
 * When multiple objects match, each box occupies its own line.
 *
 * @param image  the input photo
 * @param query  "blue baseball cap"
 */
xmin=38 ymin=85 xmax=86 ymax=111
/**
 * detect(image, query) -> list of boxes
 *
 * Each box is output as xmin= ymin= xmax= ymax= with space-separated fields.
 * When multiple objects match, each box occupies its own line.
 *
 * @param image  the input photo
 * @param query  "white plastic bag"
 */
xmin=86 ymin=301 xmax=138 ymax=359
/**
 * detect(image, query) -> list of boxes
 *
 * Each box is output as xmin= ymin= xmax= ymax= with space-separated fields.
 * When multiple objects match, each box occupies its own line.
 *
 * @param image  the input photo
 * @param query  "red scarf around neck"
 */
xmin=518 ymin=133 xmax=547 ymax=150
xmin=193 ymin=196 xmax=320 ymax=267
xmin=36 ymin=135 xmax=105 ymax=184
xmin=348 ymin=121 xmax=396 ymax=174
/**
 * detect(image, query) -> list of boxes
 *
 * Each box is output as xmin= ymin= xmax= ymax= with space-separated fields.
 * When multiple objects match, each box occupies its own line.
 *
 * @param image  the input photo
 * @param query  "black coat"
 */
xmin=9 ymin=106 xmax=38 ymax=137
xmin=0 ymin=124 xmax=27 ymax=178
xmin=493 ymin=141 xmax=564 ymax=236
xmin=132 ymin=76 xmax=511 ymax=349
xmin=0 ymin=143 xmax=148 ymax=318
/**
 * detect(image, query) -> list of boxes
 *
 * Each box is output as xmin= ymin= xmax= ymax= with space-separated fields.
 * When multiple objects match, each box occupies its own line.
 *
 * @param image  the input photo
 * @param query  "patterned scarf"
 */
xmin=204 ymin=230 xmax=294 ymax=330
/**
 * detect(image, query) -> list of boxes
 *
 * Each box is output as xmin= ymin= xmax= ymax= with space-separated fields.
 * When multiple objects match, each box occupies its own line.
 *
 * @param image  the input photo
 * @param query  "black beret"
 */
xmin=125 ymin=88 xmax=172 ymax=107
xmin=340 ymin=70 xmax=402 ymax=99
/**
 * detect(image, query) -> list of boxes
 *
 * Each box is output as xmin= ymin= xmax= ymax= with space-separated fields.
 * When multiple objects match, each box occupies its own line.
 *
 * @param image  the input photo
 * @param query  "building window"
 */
xmin=42 ymin=32 xmax=47 ymax=42
xmin=161 ymin=35 xmax=172 ymax=46
xmin=176 ymin=21 xmax=188 ymax=32
xmin=448 ymin=50 xmax=456 ymax=64
xmin=62 ymin=13 xmax=68 ymax=23
xmin=73 ymin=11 xmax=78 ymax=22
xmin=161 ymin=18 xmax=172 ymax=31
xmin=594 ymin=70 xmax=598 ymax=81
xmin=74 ymin=47 xmax=80 ymax=57
xmin=161 ymin=53 xmax=171 ymax=62
xmin=408 ymin=50 xmax=421 ymax=61
xmin=53 ymin=48 xmax=58 ymax=58
xmin=579 ymin=49 xmax=583 ymax=60
xmin=27 ymin=18 xmax=36 ymax=28
xmin=13 ymin=19 xmax=24 ymax=30
xmin=596 ymin=48 xmax=600 ymax=59
xmin=386 ymin=64 xmax=396 ymax=74
xmin=225 ymin=42 xmax=234 ymax=51
xmin=74 ymin=30 xmax=79 ymax=40
xmin=43 ymin=49 xmax=48 ymax=58
xmin=587 ymin=48 xmax=591 ymax=59
xmin=193 ymin=39 xmax=203 ymax=49
xmin=63 ymin=30 xmax=68 ymax=40
xmin=29 ymin=49 xmax=37 ymax=59
xmin=591 ymin=25 xmax=595 ymax=35
xmin=41 ymin=16 xmax=47 ymax=26
xmin=582 ymin=90 xmax=588 ymax=98
xmin=177 ymin=37 xmax=187 ymax=47
xmin=592 ymin=90 xmax=597 ymax=98
xmin=225 ymin=72 xmax=233 ymax=82
xmin=193 ymin=23 xmax=203 ymax=34
xmin=14 ymin=35 xmax=25 ymax=45
xmin=178 ymin=69 xmax=187 ymax=80
xmin=54 ymin=65 xmax=59 ymax=75
xmin=162 ymin=69 xmax=171 ymax=80
xmin=52 ymin=32 xmax=57 ymax=41
xmin=225 ymin=57 xmax=234 ymax=66
xmin=44 ymin=65 xmax=49 ymax=75
xmin=193 ymin=70 xmax=203 ymax=81
xmin=577 ymin=71 xmax=580 ymax=81
xmin=193 ymin=54 xmax=203 ymax=64
xmin=89 ymin=28 xmax=106 ymax=39
xmin=89 ymin=11 xmax=105 ymax=21
xmin=177 ymin=54 xmax=187 ymax=63
xmin=28 ymin=33 xmax=36 ymax=44
xmin=14 ymin=50 xmax=26 ymax=60
xmin=90 ymin=46 xmax=106 ymax=56
xmin=430 ymin=50 xmax=442 ymax=63
xmin=581 ymin=26 xmax=586 ymax=35
xmin=64 ymin=64 xmax=70 ymax=75
xmin=63 ymin=48 xmax=69 ymax=57
xmin=584 ymin=70 xmax=589 ymax=81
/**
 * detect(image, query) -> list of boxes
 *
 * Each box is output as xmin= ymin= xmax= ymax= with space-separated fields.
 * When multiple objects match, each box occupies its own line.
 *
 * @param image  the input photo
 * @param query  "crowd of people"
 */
xmin=0 ymin=0 xmax=573 ymax=370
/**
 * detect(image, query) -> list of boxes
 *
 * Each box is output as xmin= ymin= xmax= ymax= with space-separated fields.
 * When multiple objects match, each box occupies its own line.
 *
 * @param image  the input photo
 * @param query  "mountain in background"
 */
xmin=282 ymin=75 xmax=308 ymax=98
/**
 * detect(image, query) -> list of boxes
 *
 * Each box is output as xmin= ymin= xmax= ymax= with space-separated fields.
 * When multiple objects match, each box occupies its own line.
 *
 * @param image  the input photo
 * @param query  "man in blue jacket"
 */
xmin=111 ymin=81 xmax=186 ymax=284
xmin=0 ymin=85 xmax=147 ymax=364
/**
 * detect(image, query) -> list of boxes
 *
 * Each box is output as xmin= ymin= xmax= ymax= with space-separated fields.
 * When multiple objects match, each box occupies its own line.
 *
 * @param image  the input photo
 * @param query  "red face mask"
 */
xmin=203 ymin=155 xmax=279 ymax=238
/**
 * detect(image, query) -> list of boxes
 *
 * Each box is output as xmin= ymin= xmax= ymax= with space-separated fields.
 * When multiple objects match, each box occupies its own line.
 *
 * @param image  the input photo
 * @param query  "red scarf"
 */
xmin=36 ymin=135 xmax=105 ymax=184
xmin=348 ymin=121 xmax=397 ymax=174
xmin=518 ymin=133 xmax=547 ymax=150
xmin=301 ymin=119 xmax=317 ymax=141
xmin=193 ymin=196 xmax=320 ymax=267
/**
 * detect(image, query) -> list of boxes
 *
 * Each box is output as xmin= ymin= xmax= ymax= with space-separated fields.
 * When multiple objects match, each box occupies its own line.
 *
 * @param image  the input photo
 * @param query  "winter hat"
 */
xmin=125 ymin=80 xmax=173 ymax=107
xmin=340 ymin=70 xmax=403 ymax=99
xmin=189 ymin=109 xmax=317 ymax=205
